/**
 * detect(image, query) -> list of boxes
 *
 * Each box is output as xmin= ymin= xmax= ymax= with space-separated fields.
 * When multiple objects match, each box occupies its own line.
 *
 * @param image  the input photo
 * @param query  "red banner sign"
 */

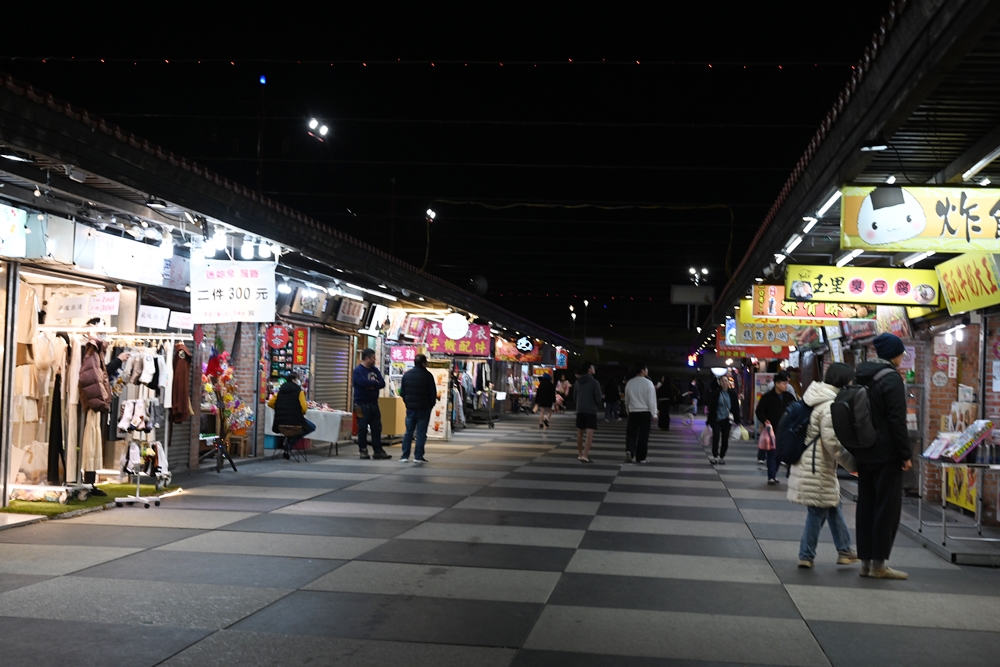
xmin=390 ymin=345 xmax=419 ymax=362
xmin=424 ymin=322 xmax=491 ymax=356
xmin=293 ymin=328 xmax=309 ymax=365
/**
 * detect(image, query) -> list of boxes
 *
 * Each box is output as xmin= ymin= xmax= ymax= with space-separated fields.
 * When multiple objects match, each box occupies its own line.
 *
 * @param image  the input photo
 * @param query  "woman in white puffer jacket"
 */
xmin=787 ymin=362 xmax=860 ymax=569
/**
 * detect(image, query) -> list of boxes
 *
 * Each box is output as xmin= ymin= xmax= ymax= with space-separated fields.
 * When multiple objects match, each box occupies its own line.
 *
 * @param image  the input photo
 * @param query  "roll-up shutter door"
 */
xmin=168 ymin=418 xmax=191 ymax=471
xmin=313 ymin=332 xmax=352 ymax=411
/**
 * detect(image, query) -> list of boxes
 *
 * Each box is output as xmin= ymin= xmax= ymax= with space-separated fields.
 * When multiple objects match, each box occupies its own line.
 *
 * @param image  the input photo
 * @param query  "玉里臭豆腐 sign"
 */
xmin=785 ymin=264 xmax=939 ymax=307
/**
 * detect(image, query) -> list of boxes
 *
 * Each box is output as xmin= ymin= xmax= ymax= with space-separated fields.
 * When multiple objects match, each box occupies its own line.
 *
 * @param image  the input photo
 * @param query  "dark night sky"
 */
xmin=0 ymin=3 xmax=889 ymax=336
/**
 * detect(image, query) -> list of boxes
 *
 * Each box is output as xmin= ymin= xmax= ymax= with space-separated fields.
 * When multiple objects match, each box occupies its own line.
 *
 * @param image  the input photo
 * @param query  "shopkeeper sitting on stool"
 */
xmin=268 ymin=373 xmax=316 ymax=457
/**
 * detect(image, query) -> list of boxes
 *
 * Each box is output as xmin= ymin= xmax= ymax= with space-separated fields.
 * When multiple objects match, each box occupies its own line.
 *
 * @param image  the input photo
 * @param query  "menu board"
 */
xmin=428 ymin=366 xmax=451 ymax=439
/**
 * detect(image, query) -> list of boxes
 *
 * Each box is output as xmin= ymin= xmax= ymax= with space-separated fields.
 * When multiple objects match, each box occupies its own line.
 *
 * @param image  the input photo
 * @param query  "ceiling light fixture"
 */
xmin=258 ymin=239 xmax=272 ymax=259
xmin=146 ymin=196 xmax=167 ymax=209
xmin=902 ymin=251 xmax=935 ymax=267
xmin=962 ymin=145 xmax=1000 ymax=181
xmin=0 ymin=149 xmax=32 ymax=163
xmin=774 ymin=253 xmax=786 ymax=264
xmin=240 ymin=234 xmax=254 ymax=259
xmin=886 ymin=175 xmax=897 ymax=184
xmin=784 ymin=234 xmax=803 ymax=254
xmin=816 ymin=191 xmax=842 ymax=217
xmin=860 ymin=134 xmax=889 ymax=152
xmin=981 ymin=177 xmax=992 ymax=187
xmin=835 ymin=249 xmax=864 ymax=267
xmin=801 ymin=216 xmax=819 ymax=234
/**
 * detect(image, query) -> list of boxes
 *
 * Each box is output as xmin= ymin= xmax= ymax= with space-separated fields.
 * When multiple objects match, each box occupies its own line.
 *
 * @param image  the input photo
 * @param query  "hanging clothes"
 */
xmin=171 ymin=343 xmax=192 ymax=423
xmin=47 ymin=373 xmax=64 ymax=484
xmin=81 ymin=409 xmax=103 ymax=472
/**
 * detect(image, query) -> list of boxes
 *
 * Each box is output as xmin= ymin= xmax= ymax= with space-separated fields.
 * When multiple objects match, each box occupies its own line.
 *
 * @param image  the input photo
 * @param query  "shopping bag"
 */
xmin=740 ymin=425 xmax=750 ymax=441
xmin=699 ymin=427 xmax=712 ymax=447
xmin=758 ymin=423 xmax=776 ymax=451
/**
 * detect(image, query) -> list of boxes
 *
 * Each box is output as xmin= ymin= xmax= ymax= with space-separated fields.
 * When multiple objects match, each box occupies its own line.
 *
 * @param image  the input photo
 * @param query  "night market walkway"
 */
xmin=1 ymin=414 xmax=999 ymax=666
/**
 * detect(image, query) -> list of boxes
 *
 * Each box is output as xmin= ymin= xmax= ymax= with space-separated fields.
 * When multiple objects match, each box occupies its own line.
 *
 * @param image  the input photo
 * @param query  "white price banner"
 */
xmin=168 ymin=311 xmax=193 ymax=330
xmin=136 ymin=305 xmax=170 ymax=330
xmin=191 ymin=260 xmax=276 ymax=324
xmin=88 ymin=292 xmax=120 ymax=316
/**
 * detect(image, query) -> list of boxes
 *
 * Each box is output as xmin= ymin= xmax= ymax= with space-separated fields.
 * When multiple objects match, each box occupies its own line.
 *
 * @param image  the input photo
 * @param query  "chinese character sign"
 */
xmin=88 ymin=292 xmax=120 ymax=316
xmin=935 ymin=252 xmax=1000 ymax=315
xmin=390 ymin=346 xmax=419 ymax=362
xmin=841 ymin=185 xmax=1000 ymax=252
xmin=752 ymin=285 xmax=876 ymax=322
xmin=136 ymin=305 xmax=170 ymax=330
xmin=785 ymin=264 xmax=939 ymax=307
xmin=266 ymin=325 xmax=289 ymax=349
xmin=715 ymin=326 xmax=790 ymax=359
xmin=336 ymin=298 xmax=367 ymax=325
xmin=191 ymin=260 xmax=276 ymax=324
xmin=293 ymin=328 xmax=309 ymax=365
xmin=736 ymin=303 xmax=799 ymax=347
xmin=425 ymin=323 xmax=490 ymax=357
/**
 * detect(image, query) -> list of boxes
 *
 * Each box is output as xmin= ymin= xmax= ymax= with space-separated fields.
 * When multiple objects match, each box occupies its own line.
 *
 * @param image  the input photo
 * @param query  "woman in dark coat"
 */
xmin=705 ymin=375 xmax=741 ymax=464
xmin=535 ymin=373 xmax=556 ymax=430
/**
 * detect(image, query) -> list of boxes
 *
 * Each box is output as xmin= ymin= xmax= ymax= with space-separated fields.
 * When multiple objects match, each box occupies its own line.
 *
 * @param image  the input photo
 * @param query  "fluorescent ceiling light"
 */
xmin=774 ymin=253 xmax=786 ymax=264
xmin=886 ymin=175 xmax=896 ymax=184
xmin=344 ymin=282 xmax=397 ymax=301
xmin=19 ymin=271 xmax=106 ymax=289
xmin=784 ymin=234 xmax=803 ymax=253
xmin=341 ymin=292 xmax=364 ymax=301
xmin=801 ymin=217 xmax=818 ymax=234
xmin=962 ymin=145 xmax=1000 ymax=181
xmin=835 ymin=249 xmax=864 ymax=267
xmin=816 ymin=191 xmax=842 ymax=217
xmin=902 ymin=251 xmax=935 ymax=267
xmin=981 ymin=177 xmax=992 ymax=187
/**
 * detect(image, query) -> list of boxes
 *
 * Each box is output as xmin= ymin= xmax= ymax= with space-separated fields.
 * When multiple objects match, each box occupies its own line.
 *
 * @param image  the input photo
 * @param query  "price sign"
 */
xmin=136 ymin=305 xmax=170 ymax=330
xmin=88 ymin=292 xmax=120 ymax=316
xmin=168 ymin=311 xmax=193 ymax=330
xmin=191 ymin=260 xmax=276 ymax=324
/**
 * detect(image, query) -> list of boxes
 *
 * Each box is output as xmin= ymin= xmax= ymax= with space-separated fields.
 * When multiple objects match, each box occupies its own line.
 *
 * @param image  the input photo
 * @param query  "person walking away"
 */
xmin=681 ymin=380 xmax=700 ymax=425
xmin=267 ymin=373 xmax=316 ymax=459
xmin=706 ymin=376 xmax=740 ymax=464
xmin=603 ymin=376 xmax=621 ymax=421
xmin=656 ymin=376 xmax=677 ymax=431
xmin=398 ymin=354 xmax=437 ymax=462
xmin=755 ymin=371 xmax=796 ymax=483
xmin=353 ymin=348 xmax=392 ymax=460
xmin=535 ymin=373 xmax=556 ymax=429
xmin=555 ymin=374 xmax=570 ymax=412
xmin=624 ymin=363 xmax=658 ymax=463
xmin=854 ymin=333 xmax=912 ymax=579
xmin=574 ymin=361 xmax=603 ymax=463
xmin=787 ymin=363 xmax=860 ymax=568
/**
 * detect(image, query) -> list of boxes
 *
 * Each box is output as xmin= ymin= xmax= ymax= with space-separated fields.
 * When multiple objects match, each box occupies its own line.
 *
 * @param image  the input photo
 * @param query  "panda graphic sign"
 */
xmin=841 ymin=185 xmax=1000 ymax=252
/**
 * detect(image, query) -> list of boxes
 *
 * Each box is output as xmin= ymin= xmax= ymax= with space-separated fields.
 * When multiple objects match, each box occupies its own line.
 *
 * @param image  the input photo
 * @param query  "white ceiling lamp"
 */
xmin=962 ymin=145 xmax=1000 ymax=181
xmin=784 ymin=234 xmax=803 ymax=254
xmin=277 ymin=280 xmax=292 ymax=294
xmin=240 ymin=234 xmax=255 ymax=259
xmin=258 ymin=238 xmax=272 ymax=259
xmin=212 ymin=227 xmax=227 ymax=250
xmin=816 ymin=190 xmax=842 ymax=217
xmin=981 ymin=177 xmax=993 ymax=187
xmin=886 ymin=175 xmax=896 ymax=184
xmin=801 ymin=216 xmax=819 ymax=234
xmin=835 ymin=249 xmax=864 ymax=267
xmin=774 ymin=253 xmax=786 ymax=264
xmin=202 ymin=240 xmax=215 ymax=258
xmin=902 ymin=251 xmax=935 ymax=267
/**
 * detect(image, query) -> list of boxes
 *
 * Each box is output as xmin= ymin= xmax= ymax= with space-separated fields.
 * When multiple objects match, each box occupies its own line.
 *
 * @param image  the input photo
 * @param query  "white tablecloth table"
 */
xmin=264 ymin=407 xmax=351 ymax=446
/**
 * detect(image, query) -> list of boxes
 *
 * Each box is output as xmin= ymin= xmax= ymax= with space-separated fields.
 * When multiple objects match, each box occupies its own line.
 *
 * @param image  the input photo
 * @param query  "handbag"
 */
xmin=758 ymin=423 xmax=776 ymax=451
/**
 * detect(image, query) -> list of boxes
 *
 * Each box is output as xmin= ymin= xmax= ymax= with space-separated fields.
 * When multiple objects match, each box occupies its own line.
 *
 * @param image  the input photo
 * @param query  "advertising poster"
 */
xmin=875 ymin=306 xmax=912 ymax=338
xmin=191 ymin=260 xmax=276 ymax=324
xmin=427 ymin=366 xmax=451 ymax=440
xmin=715 ymin=326 xmax=790 ymax=359
xmin=841 ymin=185 xmax=1000 ymax=252
xmin=935 ymin=252 xmax=1000 ymax=315
xmin=946 ymin=466 xmax=978 ymax=512
xmin=752 ymin=285 xmax=877 ymax=322
xmin=785 ymin=264 xmax=939 ymax=307
xmin=753 ymin=373 xmax=775 ymax=427
xmin=293 ymin=328 xmax=309 ymax=365
xmin=495 ymin=337 xmax=543 ymax=362
xmin=736 ymin=302 xmax=798 ymax=346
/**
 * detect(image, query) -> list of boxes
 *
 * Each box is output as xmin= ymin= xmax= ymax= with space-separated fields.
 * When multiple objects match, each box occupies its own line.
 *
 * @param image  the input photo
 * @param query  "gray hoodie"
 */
xmin=575 ymin=374 xmax=604 ymax=415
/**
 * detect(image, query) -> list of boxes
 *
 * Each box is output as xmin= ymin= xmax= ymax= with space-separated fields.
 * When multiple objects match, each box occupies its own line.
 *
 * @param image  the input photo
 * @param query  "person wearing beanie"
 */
xmin=853 ymin=332 xmax=911 ymax=579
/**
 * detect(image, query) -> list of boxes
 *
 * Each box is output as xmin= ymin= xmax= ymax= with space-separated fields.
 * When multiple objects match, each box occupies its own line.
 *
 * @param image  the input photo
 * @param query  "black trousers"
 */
xmin=856 ymin=461 xmax=904 ymax=561
xmin=711 ymin=421 xmax=731 ymax=458
xmin=626 ymin=412 xmax=652 ymax=460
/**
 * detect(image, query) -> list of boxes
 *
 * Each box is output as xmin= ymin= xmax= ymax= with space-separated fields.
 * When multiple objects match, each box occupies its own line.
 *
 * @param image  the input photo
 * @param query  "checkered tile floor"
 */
xmin=1 ymin=413 xmax=999 ymax=666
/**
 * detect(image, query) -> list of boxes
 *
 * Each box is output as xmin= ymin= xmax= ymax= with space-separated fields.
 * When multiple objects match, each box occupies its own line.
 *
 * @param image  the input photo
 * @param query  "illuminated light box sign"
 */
xmin=935 ymin=252 xmax=1000 ymax=316
xmin=784 ymin=264 xmax=939 ymax=307
xmin=840 ymin=185 xmax=1000 ymax=252
xmin=715 ymin=326 xmax=789 ymax=359
xmin=735 ymin=302 xmax=798 ymax=346
xmin=752 ymin=285 xmax=876 ymax=323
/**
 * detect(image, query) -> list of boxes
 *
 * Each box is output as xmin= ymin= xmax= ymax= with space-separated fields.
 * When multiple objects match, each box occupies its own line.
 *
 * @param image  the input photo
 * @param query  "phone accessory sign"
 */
xmin=191 ymin=260 xmax=276 ymax=324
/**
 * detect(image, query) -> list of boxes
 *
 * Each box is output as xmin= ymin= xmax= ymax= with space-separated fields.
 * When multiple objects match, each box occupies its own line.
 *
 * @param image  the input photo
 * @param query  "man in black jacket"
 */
xmin=854 ymin=333 xmax=912 ymax=580
xmin=267 ymin=373 xmax=315 ymax=459
xmin=399 ymin=354 xmax=438 ymax=462
xmin=754 ymin=371 xmax=795 ymax=483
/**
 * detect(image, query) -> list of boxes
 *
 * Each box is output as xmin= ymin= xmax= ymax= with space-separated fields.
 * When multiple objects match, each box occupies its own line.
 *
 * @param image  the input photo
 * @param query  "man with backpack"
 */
xmin=852 ymin=333 xmax=912 ymax=580
xmin=755 ymin=371 xmax=795 ymax=485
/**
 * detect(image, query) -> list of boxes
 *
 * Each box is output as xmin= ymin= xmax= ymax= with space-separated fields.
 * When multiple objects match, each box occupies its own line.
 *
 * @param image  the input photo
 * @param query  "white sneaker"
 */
xmin=399 ymin=457 xmax=409 ymax=463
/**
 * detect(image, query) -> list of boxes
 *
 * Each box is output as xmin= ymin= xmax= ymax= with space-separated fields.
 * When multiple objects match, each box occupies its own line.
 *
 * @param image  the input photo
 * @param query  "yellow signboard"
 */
xmin=735 ymin=302 xmax=797 ymax=346
xmin=935 ymin=252 xmax=1000 ymax=315
xmin=785 ymin=264 xmax=939 ymax=307
xmin=841 ymin=185 xmax=1000 ymax=252
xmin=946 ymin=466 xmax=978 ymax=512
xmin=752 ymin=285 xmax=876 ymax=322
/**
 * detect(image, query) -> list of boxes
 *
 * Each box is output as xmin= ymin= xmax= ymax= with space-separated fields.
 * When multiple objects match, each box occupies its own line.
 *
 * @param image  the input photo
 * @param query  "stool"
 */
xmin=228 ymin=435 xmax=250 ymax=457
xmin=274 ymin=425 xmax=306 ymax=462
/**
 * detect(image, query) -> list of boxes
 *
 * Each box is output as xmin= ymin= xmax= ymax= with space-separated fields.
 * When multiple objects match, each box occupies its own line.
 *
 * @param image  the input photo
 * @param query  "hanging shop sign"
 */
xmin=266 ymin=325 xmax=289 ymax=349
xmin=425 ymin=322 xmax=490 ymax=356
xmin=48 ymin=294 xmax=89 ymax=319
xmin=715 ymin=326 xmax=790 ymax=359
xmin=935 ymin=252 xmax=1000 ymax=315
xmin=555 ymin=346 xmax=569 ymax=369
xmin=752 ymin=285 xmax=876 ymax=322
xmin=190 ymin=260 xmax=276 ymax=324
xmin=403 ymin=316 xmax=426 ymax=340
xmin=267 ymin=326 xmax=295 ymax=379
xmin=516 ymin=336 xmax=534 ymax=352
xmin=785 ymin=264 xmax=939 ymax=307
xmin=735 ymin=300 xmax=800 ymax=346
xmin=75 ymin=224 xmax=166 ymax=287
xmin=390 ymin=345 xmax=420 ymax=362
xmin=136 ymin=305 xmax=170 ymax=330
xmin=495 ymin=337 xmax=542 ymax=362
xmin=168 ymin=311 xmax=193 ymax=330
xmin=0 ymin=205 xmax=27 ymax=258
xmin=841 ymin=185 xmax=1000 ymax=252
xmin=875 ymin=306 xmax=912 ymax=339
xmin=335 ymin=297 xmax=367 ymax=324
xmin=385 ymin=308 xmax=408 ymax=340
xmin=293 ymin=327 xmax=309 ymax=365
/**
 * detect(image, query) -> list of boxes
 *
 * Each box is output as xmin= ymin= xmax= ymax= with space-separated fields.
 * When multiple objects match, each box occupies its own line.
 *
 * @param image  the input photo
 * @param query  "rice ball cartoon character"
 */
xmin=856 ymin=186 xmax=926 ymax=245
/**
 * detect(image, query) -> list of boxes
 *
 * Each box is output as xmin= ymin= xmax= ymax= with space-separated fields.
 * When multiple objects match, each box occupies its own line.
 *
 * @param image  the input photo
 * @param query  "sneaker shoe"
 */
xmin=870 ymin=566 xmax=908 ymax=580
xmin=797 ymin=559 xmax=814 ymax=569
xmin=767 ymin=479 xmax=778 ymax=486
xmin=637 ymin=459 xmax=649 ymax=464
xmin=837 ymin=550 xmax=861 ymax=565
xmin=757 ymin=461 xmax=765 ymax=470
xmin=414 ymin=457 xmax=428 ymax=463
xmin=399 ymin=457 xmax=410 ymax=463
xmin=718 ymin=458 xmax=726 ymax=465
xmin=625 ymin=452 xmax=634 ymax=463
xmin=372 ymin=451 xmax=392 ymax=460
xmin=359 ymin=451 xmax=371 ymax=460
xmin=710 ymin=458 xmax=718 ymax=464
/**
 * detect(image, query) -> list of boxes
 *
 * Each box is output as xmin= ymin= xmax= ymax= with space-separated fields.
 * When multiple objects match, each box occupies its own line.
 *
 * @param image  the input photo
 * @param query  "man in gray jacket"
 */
xmin=574 ymin=361 xmax=603 ymax=463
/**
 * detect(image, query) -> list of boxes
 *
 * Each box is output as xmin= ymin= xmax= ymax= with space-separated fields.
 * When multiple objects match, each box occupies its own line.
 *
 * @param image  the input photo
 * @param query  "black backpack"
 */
xmin=775 ymin=400 xmax=816 ymax=469
xmin=830 ymin=369 xmax=893 ymax=452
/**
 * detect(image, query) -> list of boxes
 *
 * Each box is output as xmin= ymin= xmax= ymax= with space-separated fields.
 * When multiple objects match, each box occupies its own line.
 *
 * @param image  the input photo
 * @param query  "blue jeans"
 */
xmin=605 ymin=401 xmax=619 ymax=420
xmin=400 ymin=408 xmax=432 ymax=459
xmin=799 ymin=503 xmax=853 ymax=561
xmin=766 ymin=448 xmax=780 ymax=481
xmin=355 ymin=401 xmax=384 ymax=453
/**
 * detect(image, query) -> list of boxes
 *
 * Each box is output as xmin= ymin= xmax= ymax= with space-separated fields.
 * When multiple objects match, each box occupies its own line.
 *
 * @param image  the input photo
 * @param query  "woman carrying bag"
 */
xmin=706 ymin=376 xmax=740 ymax=465
xmin=787 ymin=362 xmax=861 ymax=569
